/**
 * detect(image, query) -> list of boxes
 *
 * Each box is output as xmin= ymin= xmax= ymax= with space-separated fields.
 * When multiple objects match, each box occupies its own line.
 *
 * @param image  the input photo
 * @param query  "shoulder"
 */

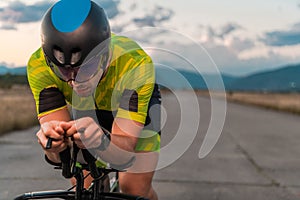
xmin=111 ymin=33 xmax=141 ymax=50
xmin=110 ymin=33 xmax=152 ymax=63
xmin=27 ymin=48 xmax=61 ymax=88
xmin=27 ymin=47 xmax=49 ymax=75
xmin=28 ymin=48 xmax=46 ymax=67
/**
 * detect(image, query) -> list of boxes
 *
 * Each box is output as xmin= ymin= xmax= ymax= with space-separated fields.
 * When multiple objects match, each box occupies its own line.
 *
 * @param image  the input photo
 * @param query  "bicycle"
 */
xmin=14 ymin=137 xmax=148 ymax=200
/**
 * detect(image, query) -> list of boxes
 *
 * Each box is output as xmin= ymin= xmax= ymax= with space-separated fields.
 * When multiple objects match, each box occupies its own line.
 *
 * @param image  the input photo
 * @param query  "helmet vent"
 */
xmin=53 ymin=48 xmax=65 ymax=64
xmin=71 ymin=49 xmax=81 ymax=65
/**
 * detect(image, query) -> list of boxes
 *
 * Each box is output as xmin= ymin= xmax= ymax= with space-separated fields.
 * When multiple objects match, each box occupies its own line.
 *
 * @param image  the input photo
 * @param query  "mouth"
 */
xmin=69 ymin=82 xmax=92 ymax=96
xmin=76 ymin=85 xmax=89 ymax=91
xmin=75 ymin=86 xmax=92 ymax=95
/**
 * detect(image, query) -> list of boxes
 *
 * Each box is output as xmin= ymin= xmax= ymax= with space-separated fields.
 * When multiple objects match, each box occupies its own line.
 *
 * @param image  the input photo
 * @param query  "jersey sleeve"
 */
xmin=27 ymin=48 xmax=67 ymax=118
xmin=116 ymin=55 xmax=155 ymax=124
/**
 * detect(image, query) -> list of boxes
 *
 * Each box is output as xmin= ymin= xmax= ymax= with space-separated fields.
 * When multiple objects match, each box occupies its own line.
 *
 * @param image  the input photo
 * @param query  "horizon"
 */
xmin=1 ymin=0 xmax=300 ymax=76
xmin=1 ymin=61 xmax=299 ymax=78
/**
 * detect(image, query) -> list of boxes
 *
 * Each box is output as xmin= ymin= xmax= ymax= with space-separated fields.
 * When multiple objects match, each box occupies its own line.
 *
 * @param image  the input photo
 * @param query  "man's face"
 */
xmin=68 ymin=68 xmax=103 ymax=97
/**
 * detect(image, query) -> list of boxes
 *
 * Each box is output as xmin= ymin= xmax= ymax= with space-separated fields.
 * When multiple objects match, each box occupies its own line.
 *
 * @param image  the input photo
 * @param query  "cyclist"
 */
xmin=27 ymin=1 xmax=161 ymax=200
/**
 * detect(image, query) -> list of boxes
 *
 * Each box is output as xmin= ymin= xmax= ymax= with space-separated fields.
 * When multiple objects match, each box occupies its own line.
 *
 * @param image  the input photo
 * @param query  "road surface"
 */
xmin=1 ymin=91 xmax=300 ymax=200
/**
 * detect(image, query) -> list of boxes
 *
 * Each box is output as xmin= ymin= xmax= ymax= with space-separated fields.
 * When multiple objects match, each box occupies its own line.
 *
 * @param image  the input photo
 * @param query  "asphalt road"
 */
xmin=1 ymin=91 xmax=300 ymax=200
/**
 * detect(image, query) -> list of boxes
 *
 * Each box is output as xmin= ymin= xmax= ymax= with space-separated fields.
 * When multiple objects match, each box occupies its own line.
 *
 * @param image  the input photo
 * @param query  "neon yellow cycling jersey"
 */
xmin=29 ymin=33 xmax=155 ymax=122
xmin=28 ymin=34 xmax=161 ymax=152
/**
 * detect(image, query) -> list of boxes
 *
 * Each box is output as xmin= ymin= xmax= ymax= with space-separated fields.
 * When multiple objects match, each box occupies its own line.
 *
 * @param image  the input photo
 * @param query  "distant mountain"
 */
xmin=156 ymin=64 xmax=300 ymax=92
xmin=156 ymin=67 xmax=236 ymax=90
xmin=0 ymin=66 xmax=26 ymax=75
xmin=1 ymin=64 xmax=300 ymax=92
xmin=228 ymin=64 xmax=300 ymax=92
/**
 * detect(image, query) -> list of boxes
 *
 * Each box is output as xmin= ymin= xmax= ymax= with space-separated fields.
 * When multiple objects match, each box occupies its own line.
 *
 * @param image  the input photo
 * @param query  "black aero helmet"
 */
xmin=41 ymin=1 xmax=111 ymax=82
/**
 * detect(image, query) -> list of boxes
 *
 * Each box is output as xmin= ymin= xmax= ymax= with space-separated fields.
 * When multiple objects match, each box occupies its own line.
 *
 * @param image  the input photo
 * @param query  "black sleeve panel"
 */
xmin=144 ymin=84 xmax=161 ymax=134
xmin=119 ymin=89 xmax=139 ymax=112
xmin=38 ymin=87 xmax=66 ymax=114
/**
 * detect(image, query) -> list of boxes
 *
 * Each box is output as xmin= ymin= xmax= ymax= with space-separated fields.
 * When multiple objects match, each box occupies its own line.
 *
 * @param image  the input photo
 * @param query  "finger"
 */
xmin=72 ymin=133 xmax=85 ymax=149
xmin=54 ymin=124 xmax=65 ymax=135
xmin=64 ymin=122 xmax=78 ymax=137
xmin=65 ymin=118 xmax=89 ymax=137
xmin=45 ymin=129 xmax=64 ymax=140
xmin=36 ymin=130 xmax=49 ymax=149
xmin=51 ymin=139 xmax=64 ymax=148
xmin=50 ymin=141 xmax=68 ymax=153
xmin=44 ymin=138 xmax=63 ymax=151
xmin=72 ymin=132 xmax=81 ymax=142
xmin=80 ymin=127 xmax=103 ymax=149
xmin=59 ymin=121 xmax=74 ymax=131
xmin=41 ymin=122 xmax=64 ymax=140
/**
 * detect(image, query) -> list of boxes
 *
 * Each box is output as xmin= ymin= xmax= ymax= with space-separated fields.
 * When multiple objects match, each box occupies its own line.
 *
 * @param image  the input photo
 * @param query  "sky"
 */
xmin=1 ymin=0 xmax=300 ymax=76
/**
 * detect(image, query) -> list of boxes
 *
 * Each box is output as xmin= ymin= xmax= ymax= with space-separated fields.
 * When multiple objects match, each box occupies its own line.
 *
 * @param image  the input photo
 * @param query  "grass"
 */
xmin=225 ymin=92 xmax=300 ymax=115
xmin=0 ymin=85 xmax=38 ymax=136
xmin=196 ymin=90 xmax=300 ymax=115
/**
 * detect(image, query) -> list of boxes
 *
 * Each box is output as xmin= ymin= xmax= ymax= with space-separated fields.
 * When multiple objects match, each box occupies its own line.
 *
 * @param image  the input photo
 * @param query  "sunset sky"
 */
xmin=1 ymin=0 xmax=300 ymax=76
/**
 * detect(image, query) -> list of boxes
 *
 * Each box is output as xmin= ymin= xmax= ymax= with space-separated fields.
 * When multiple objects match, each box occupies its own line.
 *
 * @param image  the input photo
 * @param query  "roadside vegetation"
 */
xmin=0 ymin=73 xmax=28 ymax=89
xmin=197 ymin=90 xmax=300 ymax=115
xmin=225 ymin=91 xmax=300 ymax=115
xmin=0 ymin=85 xmax=38 ymax=136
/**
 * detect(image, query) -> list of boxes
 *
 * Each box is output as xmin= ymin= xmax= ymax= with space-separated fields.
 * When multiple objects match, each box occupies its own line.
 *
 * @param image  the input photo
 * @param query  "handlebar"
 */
xmin=46 ymin=141 xmax=135 ymax=180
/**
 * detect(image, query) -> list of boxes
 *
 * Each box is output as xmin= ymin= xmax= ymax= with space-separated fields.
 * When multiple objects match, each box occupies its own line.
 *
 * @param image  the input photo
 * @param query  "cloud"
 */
xmin=111 ymin=17 xmax=298 ymax=76
xmin=0 ymin=1 xmax=52 ymax=29
xmin=204 ymin=39 xmax=300 ymax=76
xmin=193 ymin=23 xmax=254 ymax=60
xmin=195 ymin=23 xmax=245 ymax=46
xmin=218 ymin=23 xmax=242 ymax=38
xmin=197 ymin=41 xmax=298 ymax=76
xmin=126 ymin=24 xmax=299 ymax=76
xmin=109 ymin=2 xmax=174 ymax=33
xmin=225 ymin=37 xmax=255 ymax=52
xmin=129 ymin=3 xmax=137 ymax=11
xmin=132 ymin=5 xmax=174 ymax=27
xmin=93 ymin=0 xmax=121 ymax=19
xmin=0 ymin=23 xmax=17 ymax=30
xmin=195 ymin=23 xmax=300 ymax=75
xmin=261 ymin=23 xmax=300 ymax=46
xmin=205 ymin=23 xmax=243 ymax=39
xmin=0 ymin=0 xmax=121 ymax=30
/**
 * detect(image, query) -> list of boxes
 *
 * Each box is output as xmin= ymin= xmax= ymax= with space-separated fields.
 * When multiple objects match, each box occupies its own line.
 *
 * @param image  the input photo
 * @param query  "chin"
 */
xmin=71 ymin=80 xmax=98 ymax=97
xmin=74 ymin=88 xmax=93 ymax=97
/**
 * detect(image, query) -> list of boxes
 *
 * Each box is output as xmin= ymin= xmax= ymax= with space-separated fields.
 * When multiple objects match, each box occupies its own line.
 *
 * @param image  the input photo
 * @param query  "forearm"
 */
xmin=97 ymin=133 xmax=138 ymax=166
xmin=95 ymin=117 xmax=143 ymax=167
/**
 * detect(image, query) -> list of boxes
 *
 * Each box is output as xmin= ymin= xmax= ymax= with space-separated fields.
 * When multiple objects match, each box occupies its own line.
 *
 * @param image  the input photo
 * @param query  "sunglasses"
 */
xmin=45 ymin=50 xmax=110 ymax=83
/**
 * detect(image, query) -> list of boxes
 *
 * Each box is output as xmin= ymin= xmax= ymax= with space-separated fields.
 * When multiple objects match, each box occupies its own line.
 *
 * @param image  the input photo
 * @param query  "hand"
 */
xmin=64 ymin=117 xmax=103 ymax=149
xmin=36 ymin=120 xmax=71 ymax=154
